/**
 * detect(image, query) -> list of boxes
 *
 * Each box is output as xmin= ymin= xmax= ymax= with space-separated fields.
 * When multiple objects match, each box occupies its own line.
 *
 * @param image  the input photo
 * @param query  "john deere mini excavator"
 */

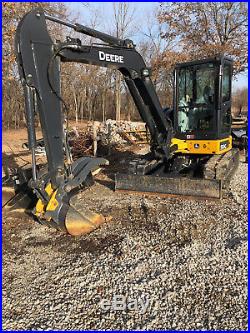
xmin=3 ymin=9 xmax=240 ymax=236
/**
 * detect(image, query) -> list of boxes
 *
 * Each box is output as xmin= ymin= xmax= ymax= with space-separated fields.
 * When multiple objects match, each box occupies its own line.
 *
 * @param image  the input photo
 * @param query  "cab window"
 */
xmin=221 ymin=64 xmax=232 ymax=134
xmin=222 ymin=64 xmax=231 ymax=102
xmin=177 ymin=64 xmax=215 ymax=133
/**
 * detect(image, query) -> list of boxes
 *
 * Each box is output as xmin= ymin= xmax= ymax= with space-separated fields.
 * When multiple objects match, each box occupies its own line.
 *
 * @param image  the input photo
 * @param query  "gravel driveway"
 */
xmin=2 ymin=160 xmax=248 ymax=330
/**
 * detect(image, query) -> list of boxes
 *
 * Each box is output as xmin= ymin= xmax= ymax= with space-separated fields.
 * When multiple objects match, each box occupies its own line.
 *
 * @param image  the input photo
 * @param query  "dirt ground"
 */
xmin=2 ymin=121 xmax=89 ymax=173
xmin=2 ymin=128 xmax=248 ymax=330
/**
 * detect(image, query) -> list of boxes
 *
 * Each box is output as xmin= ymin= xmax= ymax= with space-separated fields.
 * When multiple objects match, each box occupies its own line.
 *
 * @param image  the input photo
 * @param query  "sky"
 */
xmin=66 ymin=2 xmax=248 ymax=91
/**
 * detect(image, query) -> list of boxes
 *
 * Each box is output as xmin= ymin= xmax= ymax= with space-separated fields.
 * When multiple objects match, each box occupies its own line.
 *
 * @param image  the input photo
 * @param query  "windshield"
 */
xmin=177 ymin=63 xmax=216 ymax=133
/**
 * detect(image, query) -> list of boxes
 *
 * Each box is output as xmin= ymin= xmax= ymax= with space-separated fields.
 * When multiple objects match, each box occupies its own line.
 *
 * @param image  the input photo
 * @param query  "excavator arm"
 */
xmin=13 ymin=8 xmax=173 ymax=235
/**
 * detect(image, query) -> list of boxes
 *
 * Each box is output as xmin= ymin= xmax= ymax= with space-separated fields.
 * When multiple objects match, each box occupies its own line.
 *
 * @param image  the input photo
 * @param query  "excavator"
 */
xmin=3 ymin=8 xmax=241 ymax=236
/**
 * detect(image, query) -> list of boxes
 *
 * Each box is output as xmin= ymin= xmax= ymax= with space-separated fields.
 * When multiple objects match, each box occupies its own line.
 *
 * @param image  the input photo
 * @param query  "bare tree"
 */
xmin=137 ymin=9 xmax=175 ymax=107
xmin=2 ymin=2 xmax=67 ymax=129
xmin=112 ymin=3 xmax=136 ymax=122
xmin=158 ymin=2 xmax=248 ymax=75
xmin=233 ymin=87 xmax=248 ymax=116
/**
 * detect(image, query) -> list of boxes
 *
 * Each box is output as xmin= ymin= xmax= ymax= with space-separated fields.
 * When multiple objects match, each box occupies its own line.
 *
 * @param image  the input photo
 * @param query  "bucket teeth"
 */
xmin=65 ymin=206 xmax=105 ymax=236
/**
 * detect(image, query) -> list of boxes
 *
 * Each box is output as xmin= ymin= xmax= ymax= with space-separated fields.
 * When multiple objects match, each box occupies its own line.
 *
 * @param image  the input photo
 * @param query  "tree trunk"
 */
xmin=127 ymin=96 xmax=131 ymax=122
xmin=115 ymin=72 xmax=121 ymax=122
xmin=102 ymin=91 xmax=106 ymax=122
xmin=73 ymin=90 xmax=78 ymax=126
xmin=80 ymin=93 xmax=84 ymax=121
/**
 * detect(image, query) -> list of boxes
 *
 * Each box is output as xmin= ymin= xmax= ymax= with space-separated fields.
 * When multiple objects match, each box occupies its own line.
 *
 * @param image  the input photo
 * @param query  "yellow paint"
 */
xmin=35 ymin=182 xmax=58 ymax=219
xmin=46 ymin=189 xmax=59 ymax=211
xmin=171 ymin=136 xmax=232 ymax=155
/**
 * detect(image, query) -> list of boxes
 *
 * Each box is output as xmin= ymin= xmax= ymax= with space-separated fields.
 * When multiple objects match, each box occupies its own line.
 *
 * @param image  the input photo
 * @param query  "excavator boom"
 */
xmin=7 ymin=8 xmax=173 ymax=235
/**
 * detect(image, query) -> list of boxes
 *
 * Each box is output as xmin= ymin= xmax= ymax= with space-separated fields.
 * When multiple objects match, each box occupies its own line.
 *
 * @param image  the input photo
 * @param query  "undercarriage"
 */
xmin=115 ymin=149 xmax=240 ymax=199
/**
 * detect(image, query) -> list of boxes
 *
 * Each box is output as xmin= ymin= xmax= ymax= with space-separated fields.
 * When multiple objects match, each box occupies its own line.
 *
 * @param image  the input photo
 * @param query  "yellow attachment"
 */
xmin=35 ymin=183 xmax=59 ymax=219
xmin=65 ymin=207 xmax=106 ymax=236
xmin=34 ymin=182 xmax=106 ymax=236
xmin=171 ymin=136 xmax=232 ymax=155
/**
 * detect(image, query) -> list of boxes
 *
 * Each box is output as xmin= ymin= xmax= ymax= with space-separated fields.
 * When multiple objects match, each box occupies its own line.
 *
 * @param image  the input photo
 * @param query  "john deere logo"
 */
xmin=194 ymin=143 xmax=200 ymax=149
xmin=98 ymin=51 xmax=124 ymax=63
xmin=220 ymin=141 xmax=229 ymax=150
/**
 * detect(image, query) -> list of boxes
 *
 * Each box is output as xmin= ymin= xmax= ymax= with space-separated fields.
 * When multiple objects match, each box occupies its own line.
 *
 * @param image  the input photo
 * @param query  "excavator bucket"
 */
xmin=65 ymin=205 xmax=105 ymax=236
xmin=115 ymin=174 xmax=222 ymax=199
xmin=2 ymin=186 xmax=106 ymax=236
xmin=3 ymin=158 xmax=109 ymax=236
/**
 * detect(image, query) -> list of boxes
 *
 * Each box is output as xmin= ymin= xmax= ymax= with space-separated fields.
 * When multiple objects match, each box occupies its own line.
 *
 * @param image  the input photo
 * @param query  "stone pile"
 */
xmin=88 ymin=119 xmax=146 ymax=145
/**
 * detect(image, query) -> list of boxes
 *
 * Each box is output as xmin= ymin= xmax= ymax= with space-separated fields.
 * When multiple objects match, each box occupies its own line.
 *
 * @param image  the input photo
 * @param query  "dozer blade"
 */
xmin=115 ymin=174 xmax=222 ymax=199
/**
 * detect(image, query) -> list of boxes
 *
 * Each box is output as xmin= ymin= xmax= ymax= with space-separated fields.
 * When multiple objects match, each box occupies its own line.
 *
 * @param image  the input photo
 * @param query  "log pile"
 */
xmin=68 ymin=131 xmax=94 ymax=158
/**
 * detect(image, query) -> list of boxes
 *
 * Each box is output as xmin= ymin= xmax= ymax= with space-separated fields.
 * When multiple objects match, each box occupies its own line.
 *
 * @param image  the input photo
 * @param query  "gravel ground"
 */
xmin=2 ymin=159 xmax=248 ymax=330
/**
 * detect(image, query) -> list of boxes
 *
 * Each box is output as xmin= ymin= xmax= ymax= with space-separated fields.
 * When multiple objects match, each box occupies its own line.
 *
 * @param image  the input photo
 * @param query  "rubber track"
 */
xmin=204 ymin=149 xmax=240 ymax=185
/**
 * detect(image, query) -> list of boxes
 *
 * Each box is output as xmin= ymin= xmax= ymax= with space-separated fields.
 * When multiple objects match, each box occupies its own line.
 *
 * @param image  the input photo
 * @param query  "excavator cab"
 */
xmin=116 ymin=56 xmax=239 ymax=198
xmin=172 ymin=56 xmax=233 ymax=155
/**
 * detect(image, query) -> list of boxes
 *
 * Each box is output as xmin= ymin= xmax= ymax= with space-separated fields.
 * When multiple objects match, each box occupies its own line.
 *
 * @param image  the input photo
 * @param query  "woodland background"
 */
xmin=2 ymin=2 xmax=248 ymax=129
